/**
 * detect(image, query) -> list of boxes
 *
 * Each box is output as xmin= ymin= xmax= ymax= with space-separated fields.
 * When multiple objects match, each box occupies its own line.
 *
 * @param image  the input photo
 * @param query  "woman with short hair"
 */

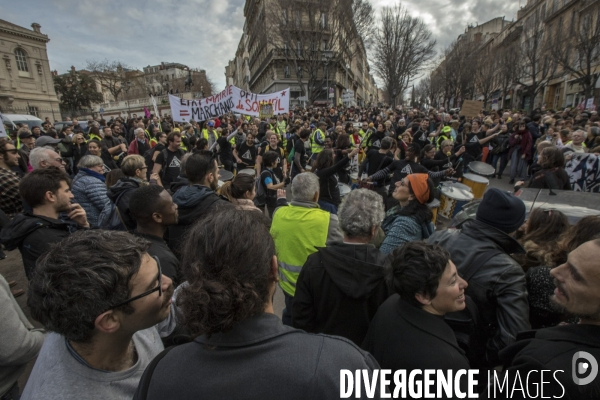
xmin=362 ymin=241 xmax=470 ymax=380
xmin=380 ymin=174 xmax=435 ymax=255
xmin=72 ymin=155 xmax=110 ymax=227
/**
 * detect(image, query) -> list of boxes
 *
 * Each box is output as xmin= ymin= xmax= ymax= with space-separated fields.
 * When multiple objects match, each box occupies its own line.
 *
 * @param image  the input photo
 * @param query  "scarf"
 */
xmin=80 ymin=168 xmax=106 ymax=182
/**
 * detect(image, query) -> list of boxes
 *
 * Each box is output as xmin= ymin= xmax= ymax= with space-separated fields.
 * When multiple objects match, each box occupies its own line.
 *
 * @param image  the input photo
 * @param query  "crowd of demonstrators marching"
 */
xmin=0 ymin=103 xmax=599 ymax=399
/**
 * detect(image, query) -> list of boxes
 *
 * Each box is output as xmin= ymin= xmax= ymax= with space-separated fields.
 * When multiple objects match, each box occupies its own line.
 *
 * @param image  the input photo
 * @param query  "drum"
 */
xmin=441 ymin=181 xmax=472 ymax=193
xmin=218 ymin=169 xmax=234 ymax=182
xmin=338 ymin=183 xmax=351 ymax=197
xmin=350 ymin=172 xmax=359 ymax=184
xmin=427 ymin=198 xmax=440 ymax=225
xmin=438 ymin=186 xmax=473 ymax=219
xmin=238 ymin=168 xmax=256 ymax=177
xmin=305 ymin=165 xmax=312 ymax=172
xmin=468 ymin=161 xmax=495 ymax=177
xmin=462 ymin=173 xmax=489 ymax=199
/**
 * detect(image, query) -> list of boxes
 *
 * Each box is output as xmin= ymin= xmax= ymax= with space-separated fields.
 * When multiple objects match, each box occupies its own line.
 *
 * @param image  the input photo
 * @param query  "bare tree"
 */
xmin=265 ymin=0 xmax=371 ymax=103
xmin=414 ymin=77 xmax=431 ymax=109
xmin=372 ymin=4 xmax=436 ymax=106
xmin=496 ymin=42 xmax=521 ymax=109
xmin=550 ymin=11 xmax=600 ymax=101
xmin=437 ymin=39 xmax=478 ymax=108
xmin=515 ymin=14 xmax=556 ymax=109
xmin=474 ymin=56 xmax=497 ymax=108
xmin=85 ymin=60 xmax=135 ymax=102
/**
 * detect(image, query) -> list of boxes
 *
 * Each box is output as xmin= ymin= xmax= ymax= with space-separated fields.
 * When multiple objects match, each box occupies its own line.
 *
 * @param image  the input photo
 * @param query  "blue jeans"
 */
xmin=282 ymin=293 xmax=294 ymax=326
xmin=318 ymin=200 xmax=337 ymax=214
xmin=491 ymin=152 xmax=509 ymax=176
xmin=510 ymin=150 xmax=528 ymax=180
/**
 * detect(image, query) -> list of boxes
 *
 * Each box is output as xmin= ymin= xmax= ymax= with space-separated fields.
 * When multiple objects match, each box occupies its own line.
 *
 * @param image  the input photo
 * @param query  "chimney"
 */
xmin=31 ymin=23 xmax=41 ymax=33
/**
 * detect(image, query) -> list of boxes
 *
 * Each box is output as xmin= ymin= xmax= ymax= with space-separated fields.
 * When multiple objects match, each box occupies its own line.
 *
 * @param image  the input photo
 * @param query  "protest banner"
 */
xmin=459 ymin=100 xmax=483 ymax=117
xmin=151 ymin=95 xmax=160 ymax=117
xmin=169 ymin=85 xmax=290 ymax=122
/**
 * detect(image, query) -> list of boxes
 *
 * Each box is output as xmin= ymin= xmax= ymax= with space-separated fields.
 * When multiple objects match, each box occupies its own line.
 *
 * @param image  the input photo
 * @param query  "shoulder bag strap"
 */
xmin=461 ymin=248 xmax=504 ymax=282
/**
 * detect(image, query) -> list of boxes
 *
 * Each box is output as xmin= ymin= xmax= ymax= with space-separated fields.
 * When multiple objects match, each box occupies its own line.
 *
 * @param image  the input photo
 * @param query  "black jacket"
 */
xmin=0 ymin=213 xmax=79 ymax=279
xmin=499 ymin=324 xmax=600 ymax=399
xmin=292 ymin=243 xmax=391 ymax=345
xmin=135 ymin=313 xmax=379 ymax=400
xmin=168 ymin=184 xmax=232 ymax=258
xmin=169 ymin=175 xmax=189 ymax=194
xmin=429 ymin=219 xmax=530 ymax=367
xmin=107 ymin=177 xmax=141 ymax=231
xmin=362 ymin=295 xmax=470 ymax=397
xmin=135 ymin=232 xmax=181 ymax=286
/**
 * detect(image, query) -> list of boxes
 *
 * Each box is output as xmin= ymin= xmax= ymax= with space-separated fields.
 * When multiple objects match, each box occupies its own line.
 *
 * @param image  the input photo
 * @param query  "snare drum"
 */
xmin=441 ymin=181 xmax=472 ymax=193
xmin=427 ymin=198 xmax=441 ymax=225
xmin=218 ymin=169 xmax=234 ymax=182
xmin=462 ymin=173 xmax=489 ymax=199
xmin=438 ymin=186 xmax=473 ymax=219
xmin=468 ymin=161 xmax=495 ymax=177
xmin=338 ymin=183 xmax=351 ymax=197
xmin=238 ymin=168 xmax=256 ymax=177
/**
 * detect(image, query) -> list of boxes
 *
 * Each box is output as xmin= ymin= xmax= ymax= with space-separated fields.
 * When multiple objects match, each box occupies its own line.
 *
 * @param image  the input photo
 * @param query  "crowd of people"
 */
xmin=0 ymin=103 xmax=599 ymax=399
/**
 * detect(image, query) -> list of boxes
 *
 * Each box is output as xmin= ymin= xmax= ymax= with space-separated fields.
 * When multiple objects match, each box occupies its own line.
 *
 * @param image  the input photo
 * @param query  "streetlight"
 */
xmin=322 ymin=50 xmax=334 ymax=105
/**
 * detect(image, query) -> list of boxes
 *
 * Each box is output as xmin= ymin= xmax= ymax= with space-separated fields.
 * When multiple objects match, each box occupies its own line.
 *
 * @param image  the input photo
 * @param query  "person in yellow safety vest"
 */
xmin=358 ymin=121 xmax=371 ymax=139
xmin=180 ymin=123 xmax=195 ymax=152
xmin=269 ymin=117 xmax=287 ymax=149
xmin=202 ymin=121 xmax=219 ymax=148
xmin=309 ymin=121 xmax=327 ymax=163
xmin=88 ymin=125 xmax=103 ymax=142
xmin=435 ymin=126 xmax=453 ymax=150
xmin=269 ymin=172 xmax=343 ymax=325
xmin=229 ymin=122 xmax=248 ymax=147
xmin=148 ymin=126 xmax=160 ymax=148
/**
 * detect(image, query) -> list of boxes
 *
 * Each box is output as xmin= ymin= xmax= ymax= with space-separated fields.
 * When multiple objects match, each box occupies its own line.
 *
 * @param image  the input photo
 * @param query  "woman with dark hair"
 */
xmin=88 ymin=125 xmax=102 ymax=142
xmin=312 ymin=147 xmax=359 ymax=213
xmin=261 ymin=150 xmax=285 ymax=217
xmin=517 ymin=145 xmax=571 ymax=190
xmin=86 ymin=139 xmax=117 ymax=172
xmin=362 ymin=241 xmax=470 ymax=383
xmin=220 ymin=173 xmax=261 ymax=213
xmin=136 ymin=209 xmax=378 ymax=399
xmin=508 ymin=121 xmax=533 ymax=184
xmin=334 ymin=133 xmax=353 ymax=184
xmin=420 ymin=143 xmax=464 ymax=186
xmin=526 ymin=216 xmax=600 ymax=329
xmin=513 ymin=208 xmax=569 ymax=270
xmin=379 ymin=174 xmax=435 ymax=255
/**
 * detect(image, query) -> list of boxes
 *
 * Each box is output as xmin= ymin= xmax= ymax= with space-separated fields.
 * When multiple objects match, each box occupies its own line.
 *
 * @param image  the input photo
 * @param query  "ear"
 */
xmin=415 ymin=292 xmax=432 ymax=307
xmin=45 ymin=190 xmax=56 ymax=203
xmin=271 ymin=255 xmax=279 ymax=282
xmin=151 ymin=212 xmax=163 ymax=224
xmin=94 ymin=310 xmax=121 ymax=334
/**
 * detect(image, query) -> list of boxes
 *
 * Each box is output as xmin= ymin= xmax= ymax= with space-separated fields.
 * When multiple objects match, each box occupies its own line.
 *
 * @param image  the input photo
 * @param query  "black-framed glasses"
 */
xmin=108 ymin=256 xmax=163 ymax=311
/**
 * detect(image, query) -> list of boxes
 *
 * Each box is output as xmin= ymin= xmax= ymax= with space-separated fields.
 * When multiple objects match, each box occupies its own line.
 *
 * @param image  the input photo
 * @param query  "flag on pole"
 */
xmin=143 ymin=106 xmax=151 ymax=119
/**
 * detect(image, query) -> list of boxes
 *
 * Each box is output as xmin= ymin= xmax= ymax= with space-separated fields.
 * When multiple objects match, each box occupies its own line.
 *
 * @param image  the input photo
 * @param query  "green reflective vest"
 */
xmin=270 ymin=205 xmax=330 ymax=296
xmin=310 ymin=129 xmax=325 ymax=155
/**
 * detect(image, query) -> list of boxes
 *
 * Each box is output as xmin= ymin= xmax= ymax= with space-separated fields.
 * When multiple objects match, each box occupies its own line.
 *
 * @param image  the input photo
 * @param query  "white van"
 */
xmin=2 ymin=114 xmax=43 ymax=131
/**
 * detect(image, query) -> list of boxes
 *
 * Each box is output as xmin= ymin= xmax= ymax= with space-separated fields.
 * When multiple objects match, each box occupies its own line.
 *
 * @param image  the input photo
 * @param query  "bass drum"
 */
xmin=438 ymin=186 xmax=473 ymax=219
xmin=468 ymin=161 xmax=495 ymax=177
xmin=218 ymin=169 xmax=234 ymax=182
xmin=462 ymin=173 xmax=489 ymax=199
xmin=237 ymin=168 xmax=256 ymax=177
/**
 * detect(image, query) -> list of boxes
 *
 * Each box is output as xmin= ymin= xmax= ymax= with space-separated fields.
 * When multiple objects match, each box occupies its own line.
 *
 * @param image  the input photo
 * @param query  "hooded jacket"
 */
xmin=428 ymin=219 xmax=530 ymax=367
xmin=169 ymin=175 xmax=189 ymax=194
xmin=168 ymin=184 xmax=232 ymax=257
xmin=106 ymin=177 xmax=141 ymax=231
xmin=0 ymin=213 xmax=78 ymax=280
xmin=292 ymin=243 xmax=391 ymax=346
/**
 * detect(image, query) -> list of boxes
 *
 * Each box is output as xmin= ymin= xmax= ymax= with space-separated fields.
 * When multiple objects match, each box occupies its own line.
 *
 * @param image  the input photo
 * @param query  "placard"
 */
xmin=459 ymin=100 xmax=483 ymax=117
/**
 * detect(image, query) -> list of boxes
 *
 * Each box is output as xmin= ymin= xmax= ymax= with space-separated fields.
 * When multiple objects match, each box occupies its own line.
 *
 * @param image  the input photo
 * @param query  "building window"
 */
xmin=28 ymin=105 xmax=39 ymax=117
xmin=14 ymin=49 xmax=29 ymax=72
xmin=297 ymin=42 xmax=302 ymax=57
xmin=321 ymin=13 xmax=327 ymax=29
xmin=282 ymin=9 xmax=288 ymax=25
xmin=297 ymin=67 xmax=303 ymax=78
xmin=285 ymin=66 xmax=290 ymax=78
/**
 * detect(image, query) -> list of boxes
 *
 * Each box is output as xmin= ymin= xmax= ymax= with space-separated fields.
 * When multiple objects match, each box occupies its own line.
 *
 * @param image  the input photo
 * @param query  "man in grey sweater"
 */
xmin=21 ymin=230 xmax=176 ymax=400
xmin=0 ymin=275 xmax=44 ymax=399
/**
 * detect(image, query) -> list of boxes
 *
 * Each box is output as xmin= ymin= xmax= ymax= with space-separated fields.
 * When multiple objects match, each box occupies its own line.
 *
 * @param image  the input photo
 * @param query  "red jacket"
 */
xmin=508 ymin=129 xmax=533 ymax=161
xmin=128 ymin=138 xmax=149 ymax=155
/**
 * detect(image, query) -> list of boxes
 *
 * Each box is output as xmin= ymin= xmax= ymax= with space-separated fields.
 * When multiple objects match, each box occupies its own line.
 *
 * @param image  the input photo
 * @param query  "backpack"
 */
xmin=97 ymin=191 xmax=129 ymax=232
xmin=143 ymin=147 xmax=156 ymax=177
xmin=253 ymin=170 xmax=272 ymax=207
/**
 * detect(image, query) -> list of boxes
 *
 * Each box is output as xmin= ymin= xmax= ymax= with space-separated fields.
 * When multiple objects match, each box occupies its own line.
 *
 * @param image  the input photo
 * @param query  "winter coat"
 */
xmin=428 ymin=219 xmax=530 ymax=367
xmin=168 ymin=185 xmax=233 ymax=258
xmin=508 ymin=129 xmax=533 ymax=161
xmin=380 ymin=205 xmax=434 ymax=255
xmin=292 ymin=243 xmax=391 ymax=346
xmin=72 ymin=169 xmax=110 ymax=228
xmin=0 ymin=213 xmax=79 ymax=280
xmin=106 ymin=177 xmax=142 ymax=231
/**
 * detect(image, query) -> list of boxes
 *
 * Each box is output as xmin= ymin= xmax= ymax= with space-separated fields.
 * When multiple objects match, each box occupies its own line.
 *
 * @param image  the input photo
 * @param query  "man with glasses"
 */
xmin=29 ymin=146 xmax=67 ymax=172
xmin=0 ymin=138 xmax=24 ymax=218
xmin=21 ymin=230 xmax=175 ymax=400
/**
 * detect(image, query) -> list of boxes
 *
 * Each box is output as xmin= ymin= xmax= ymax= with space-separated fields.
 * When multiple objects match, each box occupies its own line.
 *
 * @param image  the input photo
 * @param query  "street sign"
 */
xmin=99 ymin=108 xmax=105 ymax=114
xmin=329 ymin=92 xmax=334 ymax=99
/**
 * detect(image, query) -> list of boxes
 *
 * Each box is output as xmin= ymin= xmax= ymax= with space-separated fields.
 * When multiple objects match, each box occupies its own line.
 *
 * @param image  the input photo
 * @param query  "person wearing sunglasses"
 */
xmin=22 ymin=230 xmax=175 ymax=400
xmin=0 ymin=138 xmax=24 ymax=218
xmin=29 ymin=146 xmax=67 ymax=172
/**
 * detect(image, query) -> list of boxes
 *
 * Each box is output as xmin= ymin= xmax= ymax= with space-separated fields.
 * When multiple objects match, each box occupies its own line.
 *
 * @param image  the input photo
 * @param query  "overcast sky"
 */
xmin=2 ymin=0 xmax=521 ymax=91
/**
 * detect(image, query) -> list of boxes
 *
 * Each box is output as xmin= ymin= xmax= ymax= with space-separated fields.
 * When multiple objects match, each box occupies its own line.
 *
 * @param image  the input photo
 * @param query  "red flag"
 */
xmin=144 ymin=106 xmax=151 ymax=118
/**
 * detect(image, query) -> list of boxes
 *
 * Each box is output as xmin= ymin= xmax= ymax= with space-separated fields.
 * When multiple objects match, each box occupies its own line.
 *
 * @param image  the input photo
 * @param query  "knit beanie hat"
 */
xmin=476 ymin=188 xmax=526 ymax=233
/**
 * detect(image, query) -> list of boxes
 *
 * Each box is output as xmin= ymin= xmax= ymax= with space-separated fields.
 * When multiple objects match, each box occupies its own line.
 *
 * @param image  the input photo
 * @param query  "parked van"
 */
xmin=2 ymin=114 xmax=43 ymax=131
